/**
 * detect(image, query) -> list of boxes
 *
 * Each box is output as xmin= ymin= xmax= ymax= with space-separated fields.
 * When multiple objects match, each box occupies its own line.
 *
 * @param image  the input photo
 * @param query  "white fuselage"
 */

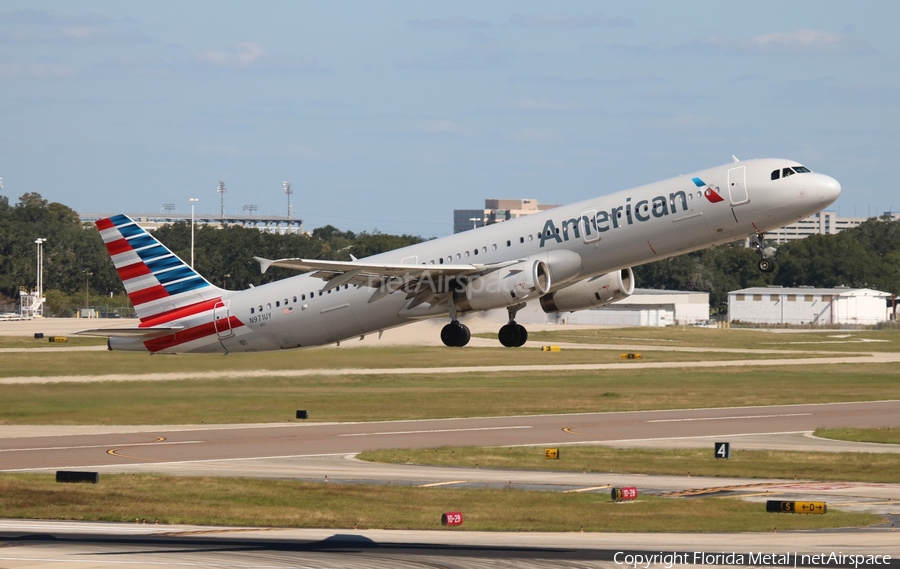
xmin=162 ymin=158 xmax=840 ymax=353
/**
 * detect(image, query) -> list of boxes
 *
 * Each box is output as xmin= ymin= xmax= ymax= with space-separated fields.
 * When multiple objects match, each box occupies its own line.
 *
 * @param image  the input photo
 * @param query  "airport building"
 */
xmin=728 ymin=286 xmax=893 ymax=326
xmin=79 ymin=212 xmax=304 ymax=235
xmin=453 ymin=199 xmax=560 ymax=233
xmin=484 ymin=289 xmax=710 ymax=327
xmin=745 ymin=211 xmax=899 ymax=246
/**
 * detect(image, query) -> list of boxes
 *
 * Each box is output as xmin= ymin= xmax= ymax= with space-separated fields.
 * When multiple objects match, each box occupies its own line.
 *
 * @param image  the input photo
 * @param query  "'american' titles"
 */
xmin=540 ymin=189 xmax=695 ymax=248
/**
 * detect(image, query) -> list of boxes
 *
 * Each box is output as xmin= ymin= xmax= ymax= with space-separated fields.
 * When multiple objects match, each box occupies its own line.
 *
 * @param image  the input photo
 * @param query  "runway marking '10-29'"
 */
xmin=646 ymin=413 xmax=812 ymax=423
xmin=339 ymin=426 xmax=532 ymax=437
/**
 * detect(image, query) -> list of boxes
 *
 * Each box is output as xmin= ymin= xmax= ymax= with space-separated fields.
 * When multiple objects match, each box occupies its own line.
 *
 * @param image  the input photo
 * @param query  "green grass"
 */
xmin=359 ymin=446 xmax=900 ymax=484
xmin=815 ymin=427 xmax=900 ymax=445
xmin=0 ymin=336 xmax=107 ymax=349
xmin=2 ymin=362 xmax=898 ymax=425
xmin=517 ymin=327 xmax=900 ymax=353
xmin=0 ymin=344 xmax=832 ymax=379
xmin=0 ymin=473 xmax=879 ymax=532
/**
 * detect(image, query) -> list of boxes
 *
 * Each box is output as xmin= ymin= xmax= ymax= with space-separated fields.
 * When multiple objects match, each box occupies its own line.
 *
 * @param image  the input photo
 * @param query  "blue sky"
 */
xmin=1 ymin=1 xmax=897 ymax=237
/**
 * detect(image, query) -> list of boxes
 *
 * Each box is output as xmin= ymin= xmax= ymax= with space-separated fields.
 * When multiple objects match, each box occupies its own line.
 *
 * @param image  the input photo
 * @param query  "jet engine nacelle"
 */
xmin=540 ymin=268 xmax=635 ymax=313
xmin=455 ymin=256 xmax=553 ymax=312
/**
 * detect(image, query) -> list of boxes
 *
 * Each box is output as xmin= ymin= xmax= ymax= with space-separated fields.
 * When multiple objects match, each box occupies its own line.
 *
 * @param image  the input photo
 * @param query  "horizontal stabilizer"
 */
xmin=75 ymin=326 xmax=184 ymax=339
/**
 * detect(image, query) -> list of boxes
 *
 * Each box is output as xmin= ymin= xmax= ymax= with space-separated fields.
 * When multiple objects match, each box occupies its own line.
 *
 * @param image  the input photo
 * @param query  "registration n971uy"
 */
xmin=78 ymin=158 xmax=840 ymax=353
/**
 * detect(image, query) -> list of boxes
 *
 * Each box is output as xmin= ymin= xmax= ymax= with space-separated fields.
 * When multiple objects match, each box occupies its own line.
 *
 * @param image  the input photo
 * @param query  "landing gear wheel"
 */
xmin=498 ymin=323 xmax=528 ymax=348
xmin=441 ymin=321 xmax=470 ymax=347
xmin=753 ymin=231 xmax=776 ymax=273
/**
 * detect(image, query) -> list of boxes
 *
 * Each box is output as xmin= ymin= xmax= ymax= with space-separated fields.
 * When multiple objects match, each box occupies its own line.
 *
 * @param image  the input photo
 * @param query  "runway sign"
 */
xmin=766 ymin=500 xmax=827 ymax=514
xmin=611 ymin=487 xmax=638 ymax=501
xmin=545 ymin=448 xmax=559 ymax=459
xmin=441 ymin=512 xmax=463 ymax=526
xmin=714 ymin=442 xmax=731 ymax=459
xmin=56 ymin=471 xmax=99 ymax=484
xmin=620 ymin=353 xmax=642 ymax=359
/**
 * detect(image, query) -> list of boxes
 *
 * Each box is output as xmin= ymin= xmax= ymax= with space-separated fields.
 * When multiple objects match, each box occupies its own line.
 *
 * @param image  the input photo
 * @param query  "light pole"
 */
xmin=34 ymin=238 xmax=46 ymax=297
xmin=469 ymin=217 xmax=480 ymax=230
xmin=84 ymin=270 xmax=92 ymax=313
xmin=284 ymin=181 xmax=293 ymax=220
xmin=34 ymin=238 xmax=46 ymax=318
xmin=189 ymin=198 xmax=199 ymax=268
xmin=217 ymin=181 xmax=226 ymax=224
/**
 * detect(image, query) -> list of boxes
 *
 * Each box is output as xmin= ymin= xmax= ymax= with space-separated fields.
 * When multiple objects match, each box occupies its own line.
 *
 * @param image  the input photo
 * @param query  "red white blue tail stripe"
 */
xmin=97 ymin=214 xmax=218 ymax=319
xmin=97 ymin=214 xmax=244 ymax=352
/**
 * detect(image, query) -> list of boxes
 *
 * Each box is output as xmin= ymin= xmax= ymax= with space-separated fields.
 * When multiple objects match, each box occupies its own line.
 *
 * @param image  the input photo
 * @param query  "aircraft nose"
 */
xmin=818 ymin=174 xmax=841 ymax=205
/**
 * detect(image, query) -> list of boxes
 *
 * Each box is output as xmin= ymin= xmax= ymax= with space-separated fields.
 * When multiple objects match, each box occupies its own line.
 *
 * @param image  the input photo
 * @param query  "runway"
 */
xmin=3 ymin=321 xmax=900 ymax=567
xmin=3 ymin=401 xmax=899 ymax=520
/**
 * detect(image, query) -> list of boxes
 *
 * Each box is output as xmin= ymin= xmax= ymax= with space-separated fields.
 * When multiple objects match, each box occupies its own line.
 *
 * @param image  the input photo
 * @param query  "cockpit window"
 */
xmin=772 ymin=165 xmax=811 ymax=181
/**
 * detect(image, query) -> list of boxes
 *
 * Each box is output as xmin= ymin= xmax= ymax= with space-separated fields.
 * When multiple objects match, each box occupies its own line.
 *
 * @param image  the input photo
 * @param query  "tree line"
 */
xmin=0 ymin=193 xmax=423 ymax=316
xmin=1 ymin=192 xmax=897 ymax=317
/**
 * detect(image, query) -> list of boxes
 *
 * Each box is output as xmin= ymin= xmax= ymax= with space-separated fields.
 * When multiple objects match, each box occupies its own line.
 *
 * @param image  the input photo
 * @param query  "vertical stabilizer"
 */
xmin=97 ymin=214 xmax=225 ymax=322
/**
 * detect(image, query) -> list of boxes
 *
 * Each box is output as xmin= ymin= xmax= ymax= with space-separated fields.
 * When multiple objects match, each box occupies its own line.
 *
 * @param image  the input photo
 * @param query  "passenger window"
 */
xmin=258 ymin=305 xmax=263 ymax=312
xmin=302 ymin=294 xmax=306 ymax=300
xmin=473 ymin=249 xmax=478 ymax=255
xmin=276 ymin=301 xmax=280 ymax=307
xmin=284 ymin=298 xmax=288 ymax=305
xmin=519 ymin=237 xmax=524 ymax=244
xmin=292 ymin=296 xmax=297 ymax=303
xmin=267 ymin=303 xmax=271 ymax=309
xmin=771 ymin=170 xmax=780 ymax=180
xmin=439 ymin=258 xmax=444 ymax=264
xmin=528 ymin=234 xmax=533 ymax=241
xmin=492 ymin=244 xmax=497 ymax=251
xmin=456 ymin=253 xmax=461 ymax=260
xmin=506 ymin=240 xmax=511 ymax=247
xmin=465 ymin=251 xmax=470 ymax=258
xmin=250 ymin=307 xmax=255 ymax=314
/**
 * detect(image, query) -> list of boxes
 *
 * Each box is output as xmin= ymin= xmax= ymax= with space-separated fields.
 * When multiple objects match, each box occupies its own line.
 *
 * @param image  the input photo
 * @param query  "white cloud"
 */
xmin=510 ymin=128 xmax=563 ymax=143
xmin=198 ymin=41 xmax=265 ymax=68
xmin=415 ymin=120 xmax=472 ymax=135
xmin=510 ymin=12 xmax=633 ymax=29
xmin=510 ymin=98 xmax=580 ymax=112
xmin=683 ymin=30 xmax=873 ymax=55
xmin=407 ymin=16 xmax=491 ymax=30
xmin=0 ymin=60 xmax=77 ymax=78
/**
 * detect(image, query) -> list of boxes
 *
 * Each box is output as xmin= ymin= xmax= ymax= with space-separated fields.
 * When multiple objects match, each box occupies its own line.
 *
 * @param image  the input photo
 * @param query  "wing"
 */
xmin=254 ymin=257 xmax=514 ymax=307
xmin=75 ymin=326 xmax=184 ymax=339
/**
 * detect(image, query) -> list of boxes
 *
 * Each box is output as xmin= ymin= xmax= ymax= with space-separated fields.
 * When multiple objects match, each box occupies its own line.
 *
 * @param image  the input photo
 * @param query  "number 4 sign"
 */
xmin=714 ymin=442 xmax=731 ymax=459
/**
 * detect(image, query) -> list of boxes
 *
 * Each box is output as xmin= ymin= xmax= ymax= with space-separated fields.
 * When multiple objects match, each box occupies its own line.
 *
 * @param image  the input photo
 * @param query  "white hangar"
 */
xmin=728 ymin=287 xmax=892 ymax=326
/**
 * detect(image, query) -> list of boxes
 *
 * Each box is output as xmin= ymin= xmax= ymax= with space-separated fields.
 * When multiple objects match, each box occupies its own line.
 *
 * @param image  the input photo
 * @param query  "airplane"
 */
xmin=78 ymin=157 xmax=841 ymax=353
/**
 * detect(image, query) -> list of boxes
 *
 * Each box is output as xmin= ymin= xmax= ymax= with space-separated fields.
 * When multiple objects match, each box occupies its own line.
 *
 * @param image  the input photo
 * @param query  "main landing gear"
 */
xmin=440 ymin=319 xmax=471 ymax=347
xmin=753 ymin=231 xmax=776 ymax=273
xmin=440 ymin=306 xmax=470 ymax=347
xmin=498 ymin=304 xmax=527 ymax=348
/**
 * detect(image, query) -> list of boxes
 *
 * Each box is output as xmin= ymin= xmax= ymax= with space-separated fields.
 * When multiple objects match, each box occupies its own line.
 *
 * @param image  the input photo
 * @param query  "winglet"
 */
xmin=254 ymin=257 xmax=274 ymax=274
xmin=732 ymin=155 xmax=740 ymax=163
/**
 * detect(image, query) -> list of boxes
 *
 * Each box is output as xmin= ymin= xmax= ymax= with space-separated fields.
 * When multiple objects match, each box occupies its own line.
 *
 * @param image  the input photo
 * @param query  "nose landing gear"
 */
xmin=753 ymin=232 xmax=776 ymax=273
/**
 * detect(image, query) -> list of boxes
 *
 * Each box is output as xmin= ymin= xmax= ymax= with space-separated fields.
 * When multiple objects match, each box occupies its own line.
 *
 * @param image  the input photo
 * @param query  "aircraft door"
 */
xmin=727 ymin=166 xmax=749 ymax=206
xmin=213 ymin=301 xmax=234 ymax=339
xmin=581 ymin=210 xmax=600 ymax=243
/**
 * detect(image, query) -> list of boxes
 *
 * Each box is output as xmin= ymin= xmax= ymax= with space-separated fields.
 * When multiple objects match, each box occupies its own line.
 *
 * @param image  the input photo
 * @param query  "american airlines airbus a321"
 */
xmin=78 ymin=157 xmax=840 ymax=353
